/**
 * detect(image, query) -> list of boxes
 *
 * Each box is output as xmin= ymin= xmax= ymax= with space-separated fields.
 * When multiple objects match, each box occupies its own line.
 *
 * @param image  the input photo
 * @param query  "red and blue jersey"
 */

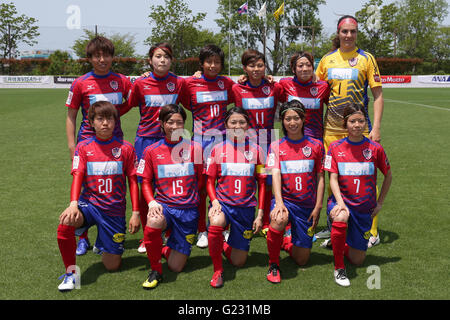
xmin=324 ymin=137 xmax=390 ymax=212
xmin=266 ymin=136 xmax=324 ymax=207
xmin=278 ymin=77 xmax=330 ymax=139
xmin=206 ymin=139 xmax=266 ymax=207
xmin=182 ymin=75 xmax=235 ymax=137
xmin=232 ymin=80 xmax=282 ymax=132
xmin=128 ymin=72 xmax=186 ymax=139
xmin=66 ymin=71 xmax=132 ymax=141
xmin=137 ymin=138 xmax=202 ymax=208
xmin=71 ymin=136 xmax=137 ymax=217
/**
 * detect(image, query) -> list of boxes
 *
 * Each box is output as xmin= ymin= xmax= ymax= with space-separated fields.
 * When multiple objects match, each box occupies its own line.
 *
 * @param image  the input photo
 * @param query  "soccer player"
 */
xmin=278 ymin=51 xmax=330 ymax=141
xmin=265 ymin=101 xmax=325 ymax=283
xmin=231 ymin=49 xmax=283 ymax=232
xmin=206 ymin=107 xmax=266 ymax=288
xmin=65 ymin=36 xmax=133 ymax=255
xmin=182 ymin=44 xmax=235 ymax=248
xmin=137 ymin=104 xmax=203 ymax=290
xmin=57 ymin=101 xmax=140 ymax=292
xmin=323 ymin=103 xmax=392 ymax=287
xmin=316 ymin=15 xmax=384 ymax=245
xmin=123 ymin=42 xmax=187 ymax=253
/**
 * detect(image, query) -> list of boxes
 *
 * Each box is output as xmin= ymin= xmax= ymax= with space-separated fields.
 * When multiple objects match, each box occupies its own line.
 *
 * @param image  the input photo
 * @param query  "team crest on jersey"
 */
xmin=112 ymin=147 xmax=122 ymax=159
xmin=310 ymin=87 xmax=318 ymax=96
xmin=374 ymin=74 xmax=381 ymax=82
xmin=167 ymin=82 xmax=175 ymax=92
xmin=262 ymin=86 xmax=271 ymax=96
xmin=302 ymin=146 xmax=312 ymax=158
xmin=363 ymin=148 xmax=372 ymax=160
xmin=218 ymin=80 xmax=225 ymax=90
xmin=349 ymin=57 xmax=358 ymax=67
xmin=109 ymin=80 xmax=119 ymax=91
xmin=244 ymin=151 xmax=253 ymax=161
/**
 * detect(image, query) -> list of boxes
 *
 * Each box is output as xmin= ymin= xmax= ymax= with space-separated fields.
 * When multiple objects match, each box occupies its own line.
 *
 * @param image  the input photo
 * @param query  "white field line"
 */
xmin=385 ymin=98 xmax=450 ymax=112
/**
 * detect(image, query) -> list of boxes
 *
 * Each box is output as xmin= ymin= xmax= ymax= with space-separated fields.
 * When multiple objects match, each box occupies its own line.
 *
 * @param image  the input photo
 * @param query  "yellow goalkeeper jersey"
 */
xmin=316 ymin=47 xmax=382 ymax=135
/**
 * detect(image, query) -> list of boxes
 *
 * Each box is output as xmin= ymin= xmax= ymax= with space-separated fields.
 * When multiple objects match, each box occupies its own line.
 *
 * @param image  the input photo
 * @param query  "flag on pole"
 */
xmin=273 ymin=2 xmax=285 ymax=20
xmin=257 ymin=2 xmax=267 ymax=18
xmin=237 ymin=2 xmax=248 ymax=15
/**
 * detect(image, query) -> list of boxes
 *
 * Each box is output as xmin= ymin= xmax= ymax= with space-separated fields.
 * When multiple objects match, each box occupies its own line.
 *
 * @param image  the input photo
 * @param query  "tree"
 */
xmin=72 ymin=29 xmax=137 ymax=58
xmin=0 ymin=2 xmax=39 ymax=59
xmin=145 ymin=0 xmax=219 ymax=62
xmin=216 ymin=0 xmax=324 ymax=75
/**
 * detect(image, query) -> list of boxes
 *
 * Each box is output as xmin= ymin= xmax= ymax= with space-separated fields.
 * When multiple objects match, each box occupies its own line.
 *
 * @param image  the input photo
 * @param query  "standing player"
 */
xmin=316 ymin=15 xmax=384 ymax=245
xmin=324 ymin=103 xmax=392 ymax=287
xmin=206 ymin=108 xmax=266 ymax=288
xmin=123 ymin=42 xmax=187 ymax=253
xmin=265 ymin=101 xmax=325 ymax=283
xmin=182 ymin=44 xmax=235 ymax=248
xmin=137 ymin=104 xmax=203 ymax=289
xmin=65 ymin=36 xmax=133 ymax=255
xmin=57 ymin=101 xmax=140 ymax=292
xmin=231 ymin=49 xmax=283 ymax=232
xmin=278 ymin=51 xmax=330 ymax=141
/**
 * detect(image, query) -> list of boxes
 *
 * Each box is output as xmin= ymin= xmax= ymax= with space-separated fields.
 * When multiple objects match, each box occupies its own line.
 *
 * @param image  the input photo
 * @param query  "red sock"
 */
xmin=144 ymin=226 xmax=163 ymax=274
xmin=223 ymin=241 xmax=233 ymax=263
xmin=208 ymin=225 xmax=224 ymax=272
xmin=282 ymin=236 xmax=293 ymax=256
xmin=162 ymin=245 xmax=171 ymax=260
xmin=57 ymin=224 xmax=77 ymax=271
xmin=262 ymin=186 xmax=272 ymax=229
xmin=267 ymin=226 xmax=284 ymax=266
xmin=138 ymin=190 xmax=148 ymax=229
xmin=79 ymin=230 xmax=88 ymax=240
xmin=331 ymin=221 xmax=347 ymax=270
xmin=197 ymin=189 xmax=207 ymax=233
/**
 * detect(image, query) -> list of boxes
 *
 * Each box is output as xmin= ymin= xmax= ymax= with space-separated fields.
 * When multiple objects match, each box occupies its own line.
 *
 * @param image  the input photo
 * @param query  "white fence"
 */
xmin=1 ymin=75 xmax=450 ymax=89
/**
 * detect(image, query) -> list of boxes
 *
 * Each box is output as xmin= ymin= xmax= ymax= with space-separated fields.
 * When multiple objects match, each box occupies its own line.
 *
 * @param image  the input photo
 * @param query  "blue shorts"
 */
xmin=135 ymin=136 xmax=163 ymax=182
xmin=162 ymin=203 xmax=199 ymax=256
xmin=271 ymin=198 xmax=314 ymax=249
xmin=327 ymin=197 xmax=372 ymax=251
xmin=193 ymin=134 xmax=225 ymax=165
xmin=220 ymin=202 xmax=255 ymax=252
xmin=75 ymin=200 xmax=126 ymax=255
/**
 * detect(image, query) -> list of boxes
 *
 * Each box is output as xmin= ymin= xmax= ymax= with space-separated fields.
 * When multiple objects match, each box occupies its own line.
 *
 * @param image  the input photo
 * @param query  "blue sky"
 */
xmin=6 ymin=0 xmax=450 ymax=57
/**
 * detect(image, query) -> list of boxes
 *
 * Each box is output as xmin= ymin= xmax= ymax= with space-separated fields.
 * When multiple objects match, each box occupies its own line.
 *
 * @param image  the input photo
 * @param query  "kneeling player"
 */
xmin=324 ymin=103 xmax=392 ymax=287
xmin=137 ymin=104 xmax=203 ymax=289
xmin=57 ymin=101 xmax=140 ymax=292
xmin=206 ymin=108 xmax=266 ymax=288
xmin=265 ymin=101 xmax=325 ymax=283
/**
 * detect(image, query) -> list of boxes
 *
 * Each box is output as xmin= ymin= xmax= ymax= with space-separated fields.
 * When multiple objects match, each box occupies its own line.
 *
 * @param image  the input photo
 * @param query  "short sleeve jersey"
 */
xmin=206 ymin=139 xmax=266 ymax=207
xmin=316 ymin=48 xmax=382 ymax=135
xmin=72 ymin=137 xmax=137 ymax=217
xmin=232 ymin=80 xmax=282 ymax=132
xmin=323 ymin=137 xmax=390 ymax=212
xmin=183 ymin=75 xmax=235 ymax=137
xmin=266 ymin=136 xmax=324 ymax=207
xmin=137 ymin=139 xmax=202 ymax=208
xmin=66 ymin=71 xmax=132 ymax=141
xmin=128 ymin=72 xmax=186 ymax=139
xmin=278 ymin=77 xmax=330 ymax=139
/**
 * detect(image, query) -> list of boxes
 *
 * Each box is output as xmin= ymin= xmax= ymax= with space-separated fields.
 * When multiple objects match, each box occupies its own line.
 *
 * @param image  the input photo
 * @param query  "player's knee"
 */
xmin=168 ymin=263 xmax=185 ymax=273
xmin=102 ymin=253 xmax=122 ymax=271
xmin=147 ymin=215 xmax=165 ymax=229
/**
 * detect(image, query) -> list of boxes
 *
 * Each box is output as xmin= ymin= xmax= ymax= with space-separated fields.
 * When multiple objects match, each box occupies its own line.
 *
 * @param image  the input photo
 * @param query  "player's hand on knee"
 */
xmin=208 ymin=199 xmax=222 ymax=219
xmin=59 ymin=201 xmax=82 ymax=226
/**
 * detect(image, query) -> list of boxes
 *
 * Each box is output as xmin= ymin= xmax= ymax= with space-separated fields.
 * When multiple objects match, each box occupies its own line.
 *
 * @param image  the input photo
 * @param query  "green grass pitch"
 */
xmin=0 ymin=87 xmax=449 ymax=300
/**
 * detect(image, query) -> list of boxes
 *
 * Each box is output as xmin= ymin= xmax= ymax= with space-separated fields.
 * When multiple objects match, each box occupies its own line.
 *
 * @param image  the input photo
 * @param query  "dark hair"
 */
xmin=88 ymin=100 xmax=119 ymax=125
xmin=149 ymin=42 xmax=173 ymax=60
xmin=342 ymin=103 xmax=366 ymax=128
xmin=199 ymin=44 xmax=225 ymax=71
xmin=224 ymin=107 xmax=250 ymax=126
xmin=289 ymin=51 xmax=314 ymax=75
xmin=159 ymin=104 xmax=187 ymax=123
xmin=86 ymin=36 xmax=115 ymax=58
xmin=279 ymin=100 xmax=306 ymax=136
xmin=331 ymin=15 xmax=358 ymax=51
xmin=241 ymin=49 xmax=265 ymax=66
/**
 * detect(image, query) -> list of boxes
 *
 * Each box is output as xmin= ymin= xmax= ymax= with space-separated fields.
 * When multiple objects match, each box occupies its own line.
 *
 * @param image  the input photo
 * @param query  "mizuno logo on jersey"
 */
xmin=87 ymin=161 xmax=123 ymax=176
xmin=338 ymin=162 xmax=374 ymax=176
